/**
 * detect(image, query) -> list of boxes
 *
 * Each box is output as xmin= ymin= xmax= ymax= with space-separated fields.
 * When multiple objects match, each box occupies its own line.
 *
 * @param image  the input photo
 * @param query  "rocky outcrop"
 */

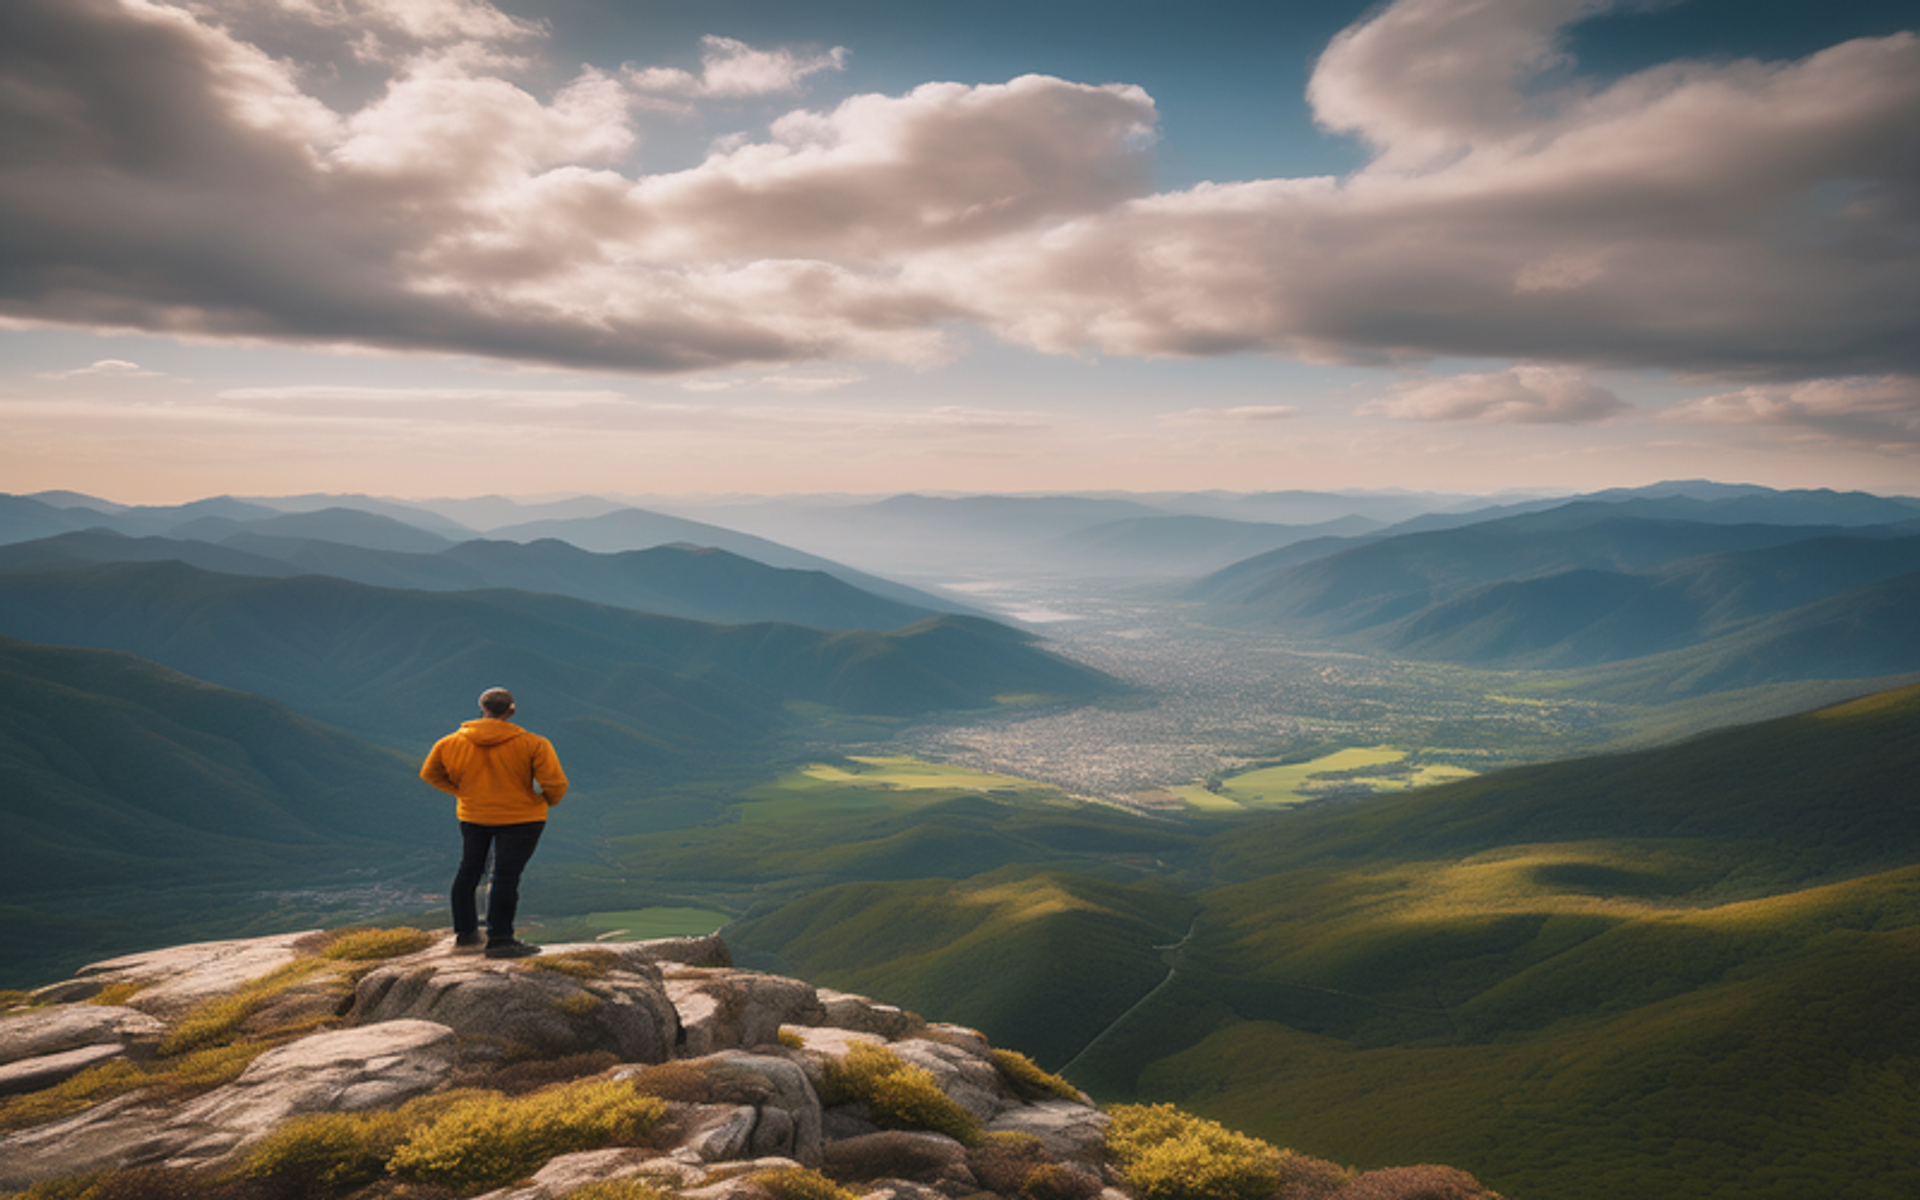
xmin=0 ymin=930 xmax=1501 ymax=1200
xmin=354 ymin=945 xmax=681 ymax=1063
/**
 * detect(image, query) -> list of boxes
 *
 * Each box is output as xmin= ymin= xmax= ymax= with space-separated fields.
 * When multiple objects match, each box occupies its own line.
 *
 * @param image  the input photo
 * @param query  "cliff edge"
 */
xmin=0 ymin=929 xmax=1497 ymax=1200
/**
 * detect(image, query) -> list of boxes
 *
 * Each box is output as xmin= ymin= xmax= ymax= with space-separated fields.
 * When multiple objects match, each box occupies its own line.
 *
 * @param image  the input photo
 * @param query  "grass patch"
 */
xmin=750 ymin=1166 xmax=861 ymax=1200
xmin=528 ymin=949 xmax=624 ymax=980
xmin=317 ymin=926 xmax=436 ymax=961
xmin=821 ymin=1042 xmax=982 ymax=1146
xmin=1106 ymin=1103 xmax=1290 ymax=1200
xmin=992 ymin=1048 xmax=1081 ymax=1101
xmin=567 ymin=1182 xmax=675 ymax=1200
xmin=387 ymin=1077 xmax=666 ymax=1192
xmin=0 ymin=1040 xmax=272 ymax=1133
xmin=1208 ymin=746 xmax=1410 ymax=808
xmin=737 ymin=756 xmax=1065 ymax=823
xmin=158 ymin=958 xmax=334 ymax=1057
xmin=87 ymin=981 xmax=148 ymax=1007
xmin=0 ymin=1060 xmax=147 ymax=1132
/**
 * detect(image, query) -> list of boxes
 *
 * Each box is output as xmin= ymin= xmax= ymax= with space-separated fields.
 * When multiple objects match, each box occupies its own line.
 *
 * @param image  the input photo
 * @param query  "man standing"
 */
xmin=421 ymin=687 xmax=568 ymax=959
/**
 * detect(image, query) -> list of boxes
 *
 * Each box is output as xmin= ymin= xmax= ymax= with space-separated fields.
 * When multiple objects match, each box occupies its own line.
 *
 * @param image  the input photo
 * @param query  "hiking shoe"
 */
xmin=484 ymin=938 xmax=542 ymax=959
xmin=452 ymin=933 xmax=485 ymax=954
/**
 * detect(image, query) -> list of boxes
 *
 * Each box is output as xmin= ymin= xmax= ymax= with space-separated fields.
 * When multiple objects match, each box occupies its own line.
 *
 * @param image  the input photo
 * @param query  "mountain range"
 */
xmin=0 ymin=561 xmax=1118 ymax=768
xmin=1187 ymin=499 xmax=1920 ymax=691
xmin=0 ymin=529 xmax=947 ymax=631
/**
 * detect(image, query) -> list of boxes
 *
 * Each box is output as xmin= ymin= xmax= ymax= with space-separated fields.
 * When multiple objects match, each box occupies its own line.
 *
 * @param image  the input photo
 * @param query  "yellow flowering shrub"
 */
xmin=1105 ymin=1103 xmax=1289 ymax=1200
xmin=991 ymin=1048 xmax=1081 ymax=1102
xmin=821 ymin=1042 xmax=981 ymax=1146
xmin=750 ymin=1165 xmax=861 ymax=1200
xmin=387 ymin=1077 xmax=666 ymax=1192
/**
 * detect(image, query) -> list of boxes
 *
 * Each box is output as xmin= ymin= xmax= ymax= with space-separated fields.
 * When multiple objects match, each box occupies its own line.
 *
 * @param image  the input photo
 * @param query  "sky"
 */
xmin=2 ymin=0 xmax=1916 ymax=503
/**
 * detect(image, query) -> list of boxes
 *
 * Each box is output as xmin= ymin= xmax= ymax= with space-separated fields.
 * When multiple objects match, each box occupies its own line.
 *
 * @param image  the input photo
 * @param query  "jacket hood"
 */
xmin=458 ymin=718 xmax=527 ymax=747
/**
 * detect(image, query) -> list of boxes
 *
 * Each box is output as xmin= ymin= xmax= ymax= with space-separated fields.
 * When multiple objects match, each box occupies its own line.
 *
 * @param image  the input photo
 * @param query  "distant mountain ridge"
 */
xmin=0 ymin=560 xmax=1121 ymax=772
xmin=0 ymin=529 xmax=945 ymax=632
xmin=1187 ymin=499 xmax=1920 ymax=693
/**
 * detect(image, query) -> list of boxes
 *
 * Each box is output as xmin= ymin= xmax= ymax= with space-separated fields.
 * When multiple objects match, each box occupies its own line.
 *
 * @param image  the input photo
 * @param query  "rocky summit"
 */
xmin=0 ymin=928 xmax=1497 ymax=1200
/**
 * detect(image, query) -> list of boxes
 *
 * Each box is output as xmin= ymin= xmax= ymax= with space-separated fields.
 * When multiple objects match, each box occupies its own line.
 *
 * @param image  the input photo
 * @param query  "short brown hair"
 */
xmin=478 ymin=687 xmax=515 ymax=717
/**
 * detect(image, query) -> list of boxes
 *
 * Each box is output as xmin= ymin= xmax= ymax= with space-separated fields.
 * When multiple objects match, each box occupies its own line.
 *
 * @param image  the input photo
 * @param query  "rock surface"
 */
xmin=0 ymin=1003 xmax=166 ymax=1065
xmin=0 ymin=930 xmax=1502 ymax=1200
xmin=354 ymin=944 xmax=680 ymax=1063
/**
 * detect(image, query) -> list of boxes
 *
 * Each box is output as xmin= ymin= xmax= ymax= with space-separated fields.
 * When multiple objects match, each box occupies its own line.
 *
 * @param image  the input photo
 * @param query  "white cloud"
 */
xmin=1 ymin=0 xmax=1914 ymax=387
xmin=36 ymin=359 xmax=166 ymax=380
xmin=1364 ymin=366 xmax=1630 ymax=424
xmin=214 ymin=385 xmax=624 ymax=404
xmin=626 ymin=35 xmax=847 ymax=99
xmin=1162 ymin=405 xmax=1300 ymax=423
xmin=1663 ymin=375 xmax=1920 ymax=447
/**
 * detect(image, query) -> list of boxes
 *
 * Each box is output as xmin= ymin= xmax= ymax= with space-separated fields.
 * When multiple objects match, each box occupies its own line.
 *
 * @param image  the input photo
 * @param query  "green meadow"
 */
xmin=1174 ymin=746 xmax=1479 ymax=810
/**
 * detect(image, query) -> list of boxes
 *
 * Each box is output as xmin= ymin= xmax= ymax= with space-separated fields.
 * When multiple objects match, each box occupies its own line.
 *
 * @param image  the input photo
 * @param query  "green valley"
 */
xmin=723 ymin=684 xmax=1920 ymax=1200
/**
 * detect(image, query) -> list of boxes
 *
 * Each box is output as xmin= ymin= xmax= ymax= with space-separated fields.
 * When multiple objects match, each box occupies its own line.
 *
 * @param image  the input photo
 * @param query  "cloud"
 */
xmin=36 ymin=358 xmax=165 ymax=379
xmin=1663 ymin=375 xmax=1920 ymax=447
xmin=1364 ymin=366 xmax=1630 ymax=424
xmin=213 ymin=385 xmax=625 ymax=405
xmin=1 ymin=0 xmax=1915 ymax=383
xmin=1162 ymin=405 xmax=1300 ymax=423
xmin=938 ymin=1 xmax=1920 ymax=376
xmin=626 ymin=35 xmax=847 ymax=99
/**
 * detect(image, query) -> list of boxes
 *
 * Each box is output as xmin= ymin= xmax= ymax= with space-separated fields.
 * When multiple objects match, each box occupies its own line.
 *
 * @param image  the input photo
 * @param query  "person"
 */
xmin=420 ymin=687 xmax=568 ymax=959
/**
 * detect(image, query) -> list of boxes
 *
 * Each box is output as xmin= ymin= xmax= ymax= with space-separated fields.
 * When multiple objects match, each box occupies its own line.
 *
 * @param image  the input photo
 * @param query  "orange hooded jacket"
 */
xmin=420 ymin=718 xmax=568 ymax=825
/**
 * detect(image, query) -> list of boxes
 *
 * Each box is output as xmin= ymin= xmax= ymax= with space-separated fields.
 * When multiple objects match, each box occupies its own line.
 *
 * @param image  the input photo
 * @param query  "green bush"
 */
xmin=749 ymin=1166 xmax=861 ymax=1200
xmin=387 ymin=1077 xmax=666 ymax=1192
xmin=991 ymin=1048 xmax=1081 ymax=1102
xmin=318 ymin=927 xmax=437 ymax=962
xmin=821 ymin=1042 xmax=981 ymax=1146
xmin=1106 ymin=1103 xmax=1290 ymax=1200
xmin=240 ymin=1110 xmax=406 ymax=1199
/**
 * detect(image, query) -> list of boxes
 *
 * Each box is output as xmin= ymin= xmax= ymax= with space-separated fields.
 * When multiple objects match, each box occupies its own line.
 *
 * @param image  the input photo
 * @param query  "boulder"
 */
xmin=0 ymin=1004 xmax=165 ymax=1066
xmin=631 ymin=934 xmax=734 ymax=968
xmin=664 ymin=968 xmax=826 ymax=1056
xmin=779 ymin=1024 xmax=885 ymax=1069
xmin=681 ymin=1104 xmax=761 ymax=1162
xmin=818 ymin=989 xmax=919 ymax=1039
xmin=822 ymin=1130 xmax=974 ymax=1187
xmin=475 ymin=1147 xmax=707 ymax=1200
xmin=857 ymin=1181 xmax=953 ymax=1200
xmin=891 ymin=1036 xmax=1014 ymax=1123
xmin=700 ymin=1051 xmax=825 ymax=1166
xmin=48 ymin=932 xmax=318 ymax=1017
xmin=162 ymin=1018 xmax=460 ymax=1166
xmin=0 ymin=1092 xmax=172 ymax=1191
xmin=0 ymin=1019 xmax=459 ymax=1190
xmin=352 ymin=947 xmax=679 ymax=1064
xmin=0 ymin=1043 xmax=131 ymax=1097
xmin=985 ymin=1099 xmax=1111 ymax=1163
xmin=676 ymin=1157 xmax=808 ymax=1200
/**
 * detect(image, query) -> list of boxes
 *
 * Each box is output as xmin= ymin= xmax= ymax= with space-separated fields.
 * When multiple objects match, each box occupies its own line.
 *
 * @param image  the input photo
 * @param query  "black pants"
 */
xmin=451 ymin=820 xmax=545 ymax=942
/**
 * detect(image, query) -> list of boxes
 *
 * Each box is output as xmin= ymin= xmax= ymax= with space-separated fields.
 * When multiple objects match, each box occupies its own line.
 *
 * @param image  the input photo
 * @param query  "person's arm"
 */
xmin=532 ymin=738 xmax=568 ymax=806
xmin=420 ymin=738 xmax=460 ymax=796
